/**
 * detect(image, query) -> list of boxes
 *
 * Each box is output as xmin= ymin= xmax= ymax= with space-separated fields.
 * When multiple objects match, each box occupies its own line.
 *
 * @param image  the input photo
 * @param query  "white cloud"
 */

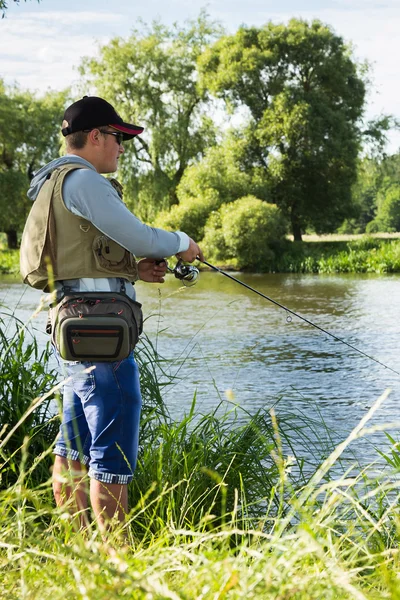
xmin=8 ymin=10 xmax=125 ymax=24
xmin=0 ymin=11 xmax=117 ymax=93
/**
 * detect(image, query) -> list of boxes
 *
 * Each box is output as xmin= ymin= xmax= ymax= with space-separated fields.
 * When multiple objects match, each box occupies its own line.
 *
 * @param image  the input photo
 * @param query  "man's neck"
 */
xmin=66 ymin=149 xmax=100 ymax=172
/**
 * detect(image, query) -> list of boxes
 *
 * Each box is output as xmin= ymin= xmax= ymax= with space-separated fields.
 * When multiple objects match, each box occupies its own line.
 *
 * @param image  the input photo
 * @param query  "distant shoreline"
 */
xmin=2 ymin=234 xmax=400 ymax=276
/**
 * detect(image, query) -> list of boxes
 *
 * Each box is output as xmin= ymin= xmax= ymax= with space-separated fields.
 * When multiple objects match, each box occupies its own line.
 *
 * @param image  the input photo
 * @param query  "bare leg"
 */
xmin=53 ymin=455 xmax=89 ymax=529
xmin=90 ymin=479 xmax=128 ymax=533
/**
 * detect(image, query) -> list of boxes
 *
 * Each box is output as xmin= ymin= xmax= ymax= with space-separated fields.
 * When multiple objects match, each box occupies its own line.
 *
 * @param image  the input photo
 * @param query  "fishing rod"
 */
xmin=171 ymin=256 xmax=399 ymax=378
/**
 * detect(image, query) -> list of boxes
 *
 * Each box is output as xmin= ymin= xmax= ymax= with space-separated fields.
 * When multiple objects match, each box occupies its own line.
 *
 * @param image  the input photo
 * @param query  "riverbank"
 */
xmin=273 ymin=236 xmax=400 ymax=274
xmin=3 ymin=236 xmax=400 ymax=275
xmin=1 ymin=312 xmax=400 ymax=598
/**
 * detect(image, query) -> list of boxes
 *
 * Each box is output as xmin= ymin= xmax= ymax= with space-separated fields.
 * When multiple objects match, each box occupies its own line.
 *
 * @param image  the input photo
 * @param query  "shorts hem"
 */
xmin=54 ymin=446 xmax=90 ymax=466
xmin=88 ymin=468 xmax=132 ymax=485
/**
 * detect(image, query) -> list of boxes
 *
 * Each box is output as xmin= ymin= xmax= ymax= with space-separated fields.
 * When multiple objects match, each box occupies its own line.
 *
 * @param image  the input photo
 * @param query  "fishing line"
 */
xmin=198 ymin=257 xmax=400 ymax=378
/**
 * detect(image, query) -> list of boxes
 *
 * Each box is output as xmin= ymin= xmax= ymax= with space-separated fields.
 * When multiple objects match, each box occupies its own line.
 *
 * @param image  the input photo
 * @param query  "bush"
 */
xmin=154 ymin=189 xmax=221 ymax=241
xmin=376 ymin=183 xmax=400 ymax=232
xmin=0 ymin=249 xmax=20 ymax=274
xmin=336 ymin=218 xmax=362 ymax=235
xmin=202 ymin=196 xmax=287 ymax=270
xmin=365 ymin=218 xmax=385 ymax=233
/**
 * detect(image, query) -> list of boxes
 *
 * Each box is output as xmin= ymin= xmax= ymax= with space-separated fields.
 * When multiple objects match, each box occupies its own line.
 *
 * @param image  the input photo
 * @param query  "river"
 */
xmin=1 ymin=271 xmax=400 ymax=468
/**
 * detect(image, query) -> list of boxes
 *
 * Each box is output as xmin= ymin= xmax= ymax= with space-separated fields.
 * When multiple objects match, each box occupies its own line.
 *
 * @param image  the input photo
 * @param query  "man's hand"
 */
xmin=178 ymin=237 xmax=204 ymax=262
xmin=138 ymin=258 xmax=168 ymax=283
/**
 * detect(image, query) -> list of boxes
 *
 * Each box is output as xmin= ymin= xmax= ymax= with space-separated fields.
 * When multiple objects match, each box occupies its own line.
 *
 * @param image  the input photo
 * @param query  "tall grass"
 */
xmin=0 ymin=313 xmax=59 ymax=487
xmin=1 ymin=311 xmax=400 ymax=598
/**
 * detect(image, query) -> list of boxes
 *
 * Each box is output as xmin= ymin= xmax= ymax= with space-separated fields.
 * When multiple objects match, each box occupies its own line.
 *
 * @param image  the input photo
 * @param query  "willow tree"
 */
xmin=199 ymin=19 xmax=366 ymax=240
xmin=80 ymin=12 xmax=222 ymax=221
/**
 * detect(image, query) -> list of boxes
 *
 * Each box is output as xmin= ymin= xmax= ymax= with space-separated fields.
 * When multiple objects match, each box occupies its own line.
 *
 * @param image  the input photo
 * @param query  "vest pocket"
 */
xmin=92 ymin=235 xmax=138 ymax=277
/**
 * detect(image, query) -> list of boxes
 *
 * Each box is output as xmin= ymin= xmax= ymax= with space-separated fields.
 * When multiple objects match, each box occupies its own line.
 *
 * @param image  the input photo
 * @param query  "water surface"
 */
xmin=1 ymin=272 xmax=399 ymax=466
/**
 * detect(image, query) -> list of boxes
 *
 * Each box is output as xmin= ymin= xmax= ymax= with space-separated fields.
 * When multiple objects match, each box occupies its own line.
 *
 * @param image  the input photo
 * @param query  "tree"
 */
xmin=80 ymin=12 xmax=222 ymax=221
xmin=198 ymin=19 xmax=367 ymax=240
xmin=0 ymin=82 xmax=67 ymax=247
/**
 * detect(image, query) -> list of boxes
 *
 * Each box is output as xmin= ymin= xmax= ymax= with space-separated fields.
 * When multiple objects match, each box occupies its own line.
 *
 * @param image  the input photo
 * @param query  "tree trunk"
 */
xmin=290 ymin=211 xmax=303 ymax=242
xmin=290 ymin=203 xmax=303 ymax=242
xmin=292 ymin=222 xmax=302 ymax=242
xmin=6 ymin=230 xmax=18 ymax=249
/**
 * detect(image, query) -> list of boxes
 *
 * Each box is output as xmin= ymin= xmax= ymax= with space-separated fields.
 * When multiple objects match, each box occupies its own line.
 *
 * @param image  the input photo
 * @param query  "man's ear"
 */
xmin=88 ymin=128 xmax=102 ymax=146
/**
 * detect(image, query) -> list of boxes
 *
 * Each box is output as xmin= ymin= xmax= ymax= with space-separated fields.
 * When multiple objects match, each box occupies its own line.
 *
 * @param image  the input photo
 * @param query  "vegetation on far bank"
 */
xmin=271 ymin=236 xmax=400 ymax=274
xmin=1 ymin=309 xmax=400 ymax=598
xmin=0 ymin=248 xmax=20 ymax=275
xmin=3 ymin=235 xmax=400 ymax=276
xmin=206 ymin=236 xmax=400 ymax=274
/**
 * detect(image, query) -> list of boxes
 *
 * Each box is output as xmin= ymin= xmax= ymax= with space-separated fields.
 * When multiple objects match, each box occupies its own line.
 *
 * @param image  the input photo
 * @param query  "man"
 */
xmin=20 ymin=96 xmax=203 ymax=532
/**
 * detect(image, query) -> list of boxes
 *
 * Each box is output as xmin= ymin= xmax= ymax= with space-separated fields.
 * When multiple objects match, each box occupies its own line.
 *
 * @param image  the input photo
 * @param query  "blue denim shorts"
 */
xmin=54 ymin=352 xmax=142 ymax=485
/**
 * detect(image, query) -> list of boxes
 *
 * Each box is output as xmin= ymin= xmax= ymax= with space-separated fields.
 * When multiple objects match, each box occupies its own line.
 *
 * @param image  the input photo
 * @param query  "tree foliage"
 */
xmin=80 ymin=12 xmax=222 ymax=221
xmin=377 ymin=184 xmax=400 ymax=231
xmin=0 ymin=82 xmax=66 ymax=247
xmin=198 ymin=19 xmax=367 ymax=240
xmin=350 ymin=152 xmax=400 ymax=233
xmin=177 ymin=131 xmax=267 ymax=204
xmin=155 ymin=131 xmax=272 ymax=239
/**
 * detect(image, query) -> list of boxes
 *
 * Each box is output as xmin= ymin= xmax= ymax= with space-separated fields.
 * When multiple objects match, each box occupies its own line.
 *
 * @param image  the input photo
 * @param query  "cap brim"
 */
xmin=110 ymin=123 xmax=144 ymax=141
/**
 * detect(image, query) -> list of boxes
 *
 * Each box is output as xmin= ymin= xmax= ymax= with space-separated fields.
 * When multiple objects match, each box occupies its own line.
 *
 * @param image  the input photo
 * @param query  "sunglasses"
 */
xmin=83 ymin=129 xmax=124 ymax=145
xmin=99 ymin=129 xmax=124 ymax=145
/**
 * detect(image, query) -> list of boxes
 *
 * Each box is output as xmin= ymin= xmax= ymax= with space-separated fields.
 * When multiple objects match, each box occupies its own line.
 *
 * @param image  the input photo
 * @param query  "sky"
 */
xmin=1 ymin=0 xmax=399 ymax=151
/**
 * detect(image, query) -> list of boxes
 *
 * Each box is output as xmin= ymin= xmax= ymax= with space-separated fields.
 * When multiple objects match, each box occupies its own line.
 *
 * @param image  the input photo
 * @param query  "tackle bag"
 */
xmin=49 ymin=292 xmax=143 ymax=362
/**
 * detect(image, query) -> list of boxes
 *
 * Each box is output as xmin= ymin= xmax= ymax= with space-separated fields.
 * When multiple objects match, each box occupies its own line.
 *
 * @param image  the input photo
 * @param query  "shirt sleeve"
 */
xmin=62 ymin=168 xmax=190 ymax=258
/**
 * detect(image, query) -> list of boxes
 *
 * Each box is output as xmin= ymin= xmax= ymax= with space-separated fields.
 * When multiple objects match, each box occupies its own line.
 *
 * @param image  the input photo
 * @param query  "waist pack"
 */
xmin=49 ymin=292 xmax=143 ymax=362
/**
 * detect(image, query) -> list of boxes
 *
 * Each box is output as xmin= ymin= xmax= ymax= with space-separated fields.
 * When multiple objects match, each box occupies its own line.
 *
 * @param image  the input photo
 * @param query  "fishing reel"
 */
xmin=168 ymin=259 xmax=200 ymax=286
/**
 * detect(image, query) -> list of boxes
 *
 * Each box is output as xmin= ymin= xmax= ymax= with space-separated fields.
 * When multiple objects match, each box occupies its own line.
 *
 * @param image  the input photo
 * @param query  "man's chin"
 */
xmin=103 ymin=165 xmax=118 ymax=174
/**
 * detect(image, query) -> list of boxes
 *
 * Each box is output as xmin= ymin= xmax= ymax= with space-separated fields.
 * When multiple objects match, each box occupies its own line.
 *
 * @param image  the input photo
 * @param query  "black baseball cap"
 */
xmin=61 ymin=96 xmax=144 ymax=140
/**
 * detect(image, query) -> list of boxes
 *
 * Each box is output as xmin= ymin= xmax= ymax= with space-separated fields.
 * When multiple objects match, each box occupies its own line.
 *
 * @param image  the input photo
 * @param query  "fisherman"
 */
xmin=20 ymin=96 xmax=203 ymax=532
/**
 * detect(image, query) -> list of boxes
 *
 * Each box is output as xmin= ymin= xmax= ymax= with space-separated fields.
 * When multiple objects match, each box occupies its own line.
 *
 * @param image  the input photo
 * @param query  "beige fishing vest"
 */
xmin=20 ymin=164 xmax=139 ymax=291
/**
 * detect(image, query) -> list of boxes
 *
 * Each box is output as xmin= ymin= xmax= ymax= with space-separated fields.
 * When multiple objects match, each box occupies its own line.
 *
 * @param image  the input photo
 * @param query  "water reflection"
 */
xmin=1 ymin=271 xmax=400 ymax=468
